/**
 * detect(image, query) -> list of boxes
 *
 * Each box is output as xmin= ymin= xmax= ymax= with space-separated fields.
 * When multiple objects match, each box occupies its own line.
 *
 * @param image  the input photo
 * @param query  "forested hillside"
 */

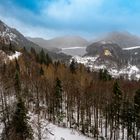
xmin=0 ymin=46 xmax=140 ymax=140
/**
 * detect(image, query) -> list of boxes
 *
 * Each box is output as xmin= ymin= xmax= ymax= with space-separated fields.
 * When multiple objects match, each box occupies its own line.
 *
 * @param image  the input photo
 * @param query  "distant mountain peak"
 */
xmin=28 ymin=35 xmax=89 ymax=51
xmin=97 ymin=31 xmax=140 ymax=48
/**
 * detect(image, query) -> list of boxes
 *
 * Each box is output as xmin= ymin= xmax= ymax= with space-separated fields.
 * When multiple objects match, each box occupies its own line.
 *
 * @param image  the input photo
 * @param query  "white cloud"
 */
xmin=45 ymin=0 xmax=104 ymax=21
xmin=0 ymin=0 xmax=102 ymax=39
xmin=1 ymin=0 xmax=140 ymax=38
xmin=0 ymin=15 xmax=54 ymax=39
xmin=0 ymin=3 xmax=55 ymax=39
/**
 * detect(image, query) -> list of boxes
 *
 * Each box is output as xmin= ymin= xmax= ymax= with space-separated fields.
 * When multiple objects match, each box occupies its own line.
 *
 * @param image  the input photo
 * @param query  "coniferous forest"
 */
xmin=0 ymin=46 xmax=140 ymax=140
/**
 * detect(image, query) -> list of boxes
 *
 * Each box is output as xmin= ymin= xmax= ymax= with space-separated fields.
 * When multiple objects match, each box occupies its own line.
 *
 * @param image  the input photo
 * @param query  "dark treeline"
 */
xmin=0 ymin=48 xmax=140 ymax=140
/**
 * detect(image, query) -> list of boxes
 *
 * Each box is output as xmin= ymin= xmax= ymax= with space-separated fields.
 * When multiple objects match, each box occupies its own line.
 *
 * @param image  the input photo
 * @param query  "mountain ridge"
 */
xmin=28 ymin=35 xmax=89 ymax=49
xmin=0 ymin=20 xmax=71 ymax=60
xmin=95 ymin=31 xmax=140 ymax=48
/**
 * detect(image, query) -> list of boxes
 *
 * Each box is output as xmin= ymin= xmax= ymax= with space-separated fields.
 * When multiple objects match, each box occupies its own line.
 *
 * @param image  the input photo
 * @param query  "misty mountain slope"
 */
xmin=28 ymin=36 xmax=89 ymax=56
xmin=28 ymin=36 xmax=89 ymax=49
xmin=48 ymin=36 xmax=89 ymax=48
xmin=86 ymin=41 xmax=123 ymax=59
xmin=86 ymin=40 xmax=140 ymax=65
xmin=96 ymin=31 xmax=140 ymax=48
xmin=0 ymin=20 xmax=41 ymax=50
xmin=87 ymin=32 xmax=140 ymax=68
xmin=27 ymin=37 xmax=60 ymax=52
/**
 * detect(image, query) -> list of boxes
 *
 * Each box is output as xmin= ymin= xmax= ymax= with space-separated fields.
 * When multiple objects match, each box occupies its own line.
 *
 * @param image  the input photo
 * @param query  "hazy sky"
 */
xmin=0 ymin=0 xmax=140 ymax=39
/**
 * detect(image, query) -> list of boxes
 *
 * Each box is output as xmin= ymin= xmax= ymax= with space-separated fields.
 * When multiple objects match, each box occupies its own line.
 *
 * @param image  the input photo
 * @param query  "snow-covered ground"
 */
xmin=109 ymin=64 xmax=140 ymax=79
xmin=48 ymin=124 xmax=92 ymax=140
xmin=72 ymin=56 xmax=140 ymax=80
xmin=71 ymin=55 xmax=99 ymax=69
xmin=0 ymin=112 xmax=92 ymax=140
xmin=29 ymin=112 xmax=92 ymax=140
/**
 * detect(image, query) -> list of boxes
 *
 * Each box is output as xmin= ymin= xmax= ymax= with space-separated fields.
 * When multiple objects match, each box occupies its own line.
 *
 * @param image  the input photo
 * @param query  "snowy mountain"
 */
xmin=0 ymin=20 xmax=40 ymax=50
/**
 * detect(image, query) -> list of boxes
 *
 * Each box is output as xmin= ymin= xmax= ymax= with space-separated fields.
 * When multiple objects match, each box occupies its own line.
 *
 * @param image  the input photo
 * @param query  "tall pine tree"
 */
xmin=134 ymin=89 xmax=140 ymax=139
xmin=3 ymin=64 xmax=33 ymax=140
xmin=54 ymin=78 xmax=63 ymax=124
xmin=113 ymin=81 xmax=122 ymax=126
xmin=70 ymin=59 xmax=76 ymax=73
xmin=10 ymin=97 xmax=33 ymax=140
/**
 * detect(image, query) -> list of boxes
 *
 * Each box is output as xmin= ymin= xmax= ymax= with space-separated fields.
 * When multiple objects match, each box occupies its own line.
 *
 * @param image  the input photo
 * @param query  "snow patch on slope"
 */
xmin=123 ymin=46 xmax=140 ymax=50
xmin=0 ymin=26 xmax=17 ymax=41
xmin=61 ymin=47 xmax=86 ymax=50
xmin=8 ymin=51 xmax=21 ymax=60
